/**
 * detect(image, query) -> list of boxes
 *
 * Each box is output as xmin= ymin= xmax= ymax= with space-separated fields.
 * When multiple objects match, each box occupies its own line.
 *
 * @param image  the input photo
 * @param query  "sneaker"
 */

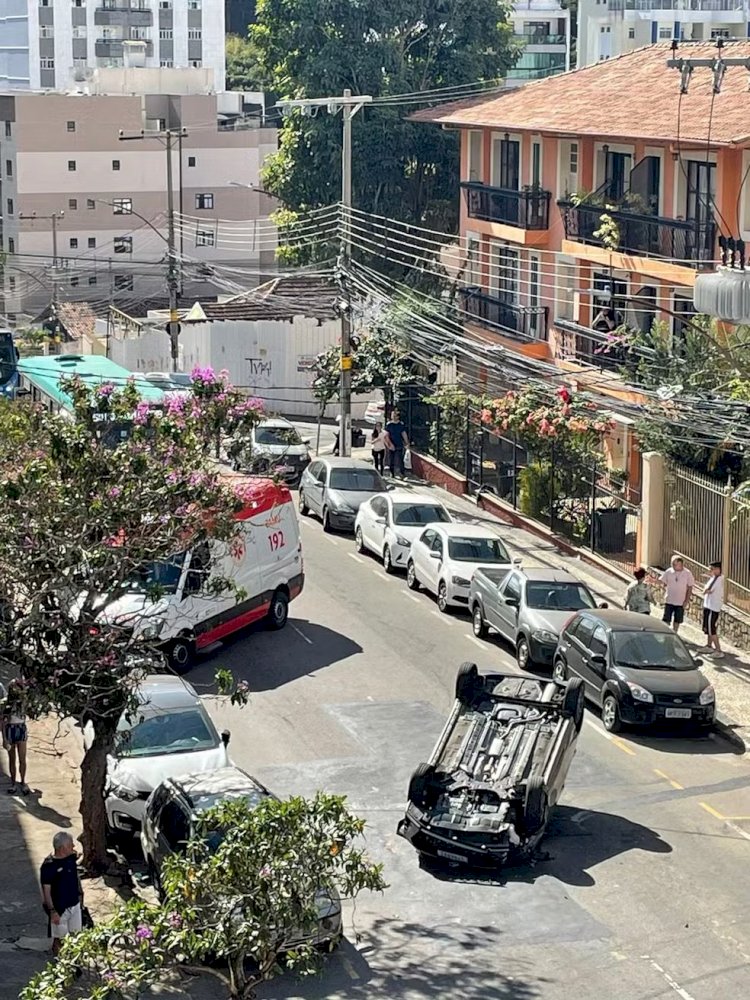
xmin=20 ymin=783 xmax=30 ymax=795
xmin=709 ymin=651 xmax=724 ymax=659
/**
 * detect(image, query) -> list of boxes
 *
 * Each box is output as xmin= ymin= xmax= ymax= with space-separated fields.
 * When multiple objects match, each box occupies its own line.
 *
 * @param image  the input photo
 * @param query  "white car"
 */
xmin=406 ymin=523 xmax=514 ymax=612
xmin=354 ymin=490 xmax=452 ymax=573
xmin=98 ymin=675 xmax=231 ymax=842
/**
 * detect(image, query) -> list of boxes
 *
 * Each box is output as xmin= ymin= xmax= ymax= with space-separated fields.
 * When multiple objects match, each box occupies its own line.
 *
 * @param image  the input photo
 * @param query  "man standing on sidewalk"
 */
xmin=660 ymin=555 xmax=695 ymax=634
xmin=384 ymin=409 xmax=410 ymax=479
xmin=41 ymin=831 xmax=83 ymax=955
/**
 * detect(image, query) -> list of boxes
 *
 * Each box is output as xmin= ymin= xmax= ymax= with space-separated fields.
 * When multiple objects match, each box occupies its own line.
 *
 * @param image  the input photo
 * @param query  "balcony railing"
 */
xmin=461 ymin=181 xmax=551 ymax=230
xmin=461 ymin=287 xmax=548 ymax=340
xmin=506 ymin=64 xmax=566 ymax=80
xmin=609 ymin=0 xmax=741 ymax=10
xmin=517 ymin=32 xmax=567 ymax=44
xmin=95 ymin=7 xmax=153 ymax=25
xmin=95 ymin=37 xmax=154 ymax=55
xmin=558 ymin=200 xmax=716 ymax=266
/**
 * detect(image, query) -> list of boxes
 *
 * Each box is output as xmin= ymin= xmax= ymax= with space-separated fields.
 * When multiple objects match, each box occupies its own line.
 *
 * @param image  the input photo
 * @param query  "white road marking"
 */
xmin=291 ymin=624 xmax=313 ymax=645
xmin=465 ymin=634 xmax=486 ymax=650
xmin=583 ymin=717 xmax=636 ymax=756
xmin=348 ymin=552 xmax=364 ymax=564
xmin=373 ymin=570 xmax=390 ymax=581
xmin=328 ymin=538 xmax=339 ymax=546
xmin=406 ymin=594 xmax=421 ymax=604
xmin=642 ymin=957 xmax=697 ymax=1000
xmin=584 ymin=717 xmax=612 ymax=741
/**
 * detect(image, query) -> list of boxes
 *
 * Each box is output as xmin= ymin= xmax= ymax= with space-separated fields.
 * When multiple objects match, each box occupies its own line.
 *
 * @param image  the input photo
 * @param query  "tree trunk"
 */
xmin=79 ymin=722 xmax=115 ymax=872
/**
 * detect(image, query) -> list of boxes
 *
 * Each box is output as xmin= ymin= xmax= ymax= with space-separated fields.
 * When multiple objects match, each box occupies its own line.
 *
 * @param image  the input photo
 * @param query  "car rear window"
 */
xmin=392 ymin=503 xmax=450 ymax=526
xmin=329 ymin=468 xmax=385 ymax=491
xmin=526 ymin=582 xmax=595 ymax=611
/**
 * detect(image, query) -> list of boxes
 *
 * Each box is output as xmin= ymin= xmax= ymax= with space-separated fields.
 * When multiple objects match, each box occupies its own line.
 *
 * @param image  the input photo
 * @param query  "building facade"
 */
xmin=0 ymin=0 xmax=226 ymax=92
xmin=577 ymin=0 xmax=750 ymax=67
xmin=0 ymin=73 xmax=277 ymax=322
xmin=508 ymin=0 xmax=571 ymax=85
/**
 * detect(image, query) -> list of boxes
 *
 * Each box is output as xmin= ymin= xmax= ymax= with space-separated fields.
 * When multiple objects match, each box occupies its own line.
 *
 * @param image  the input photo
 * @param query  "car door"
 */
xmin=423 ymin=531 xmax=445 ymax=594
xmin=308 ymin=463 xmax=327 ymax=515
xmin=154 ymin=796 xmax=192 ymax=871
xmin=412 ymin=528 xmax=435 ymax=584
xmin=302 ymin=461 xmax=321 ymax=512
xmin=579 ymin=623 xmax=609 ymax=706
xmin=494 ymin=572 xmax=522 ymax=641
xmin=141 ymin=784 xmax=170 ymax=863
xmin=358 ymin=497 xmax=377 ymax=551
xmin=369 ymin=496 xmax=389 ymax=553
xmin=564 ymin=616 xmax=597 ymax=693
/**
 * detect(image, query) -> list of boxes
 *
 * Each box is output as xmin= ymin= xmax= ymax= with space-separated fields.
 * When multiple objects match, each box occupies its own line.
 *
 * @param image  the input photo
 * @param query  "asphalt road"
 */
xmin=188 ymin=499 xmax=750 ymax=1000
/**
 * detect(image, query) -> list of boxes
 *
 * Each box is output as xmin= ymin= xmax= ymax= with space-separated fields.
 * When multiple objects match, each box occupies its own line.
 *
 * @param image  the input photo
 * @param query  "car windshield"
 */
xmin=255 ymin=426 xmax=302 ymax=446
xmin=126 ymin=554 xmax=185 ymax=594
xmin=145 ymin=376 xmax=174 ymax=390
xmin=169 ymin=373 xmax=193 ymax=388
xmin=199 ymin=791 xmax=267 ymax=851
xmin=612 ymin=630 xmax=695 ymax=670
xmin=393 ymin=503 xmax=450 ymax=526
xmin=116 ymin=707 xmax=217 ymax=757
xmin=448 ymin=536 xmax=510 ymax=563
xmin=526 ymin=582 xmax=596 ymax=611
xmin=329 ymin=468 xmax=385 ymax=491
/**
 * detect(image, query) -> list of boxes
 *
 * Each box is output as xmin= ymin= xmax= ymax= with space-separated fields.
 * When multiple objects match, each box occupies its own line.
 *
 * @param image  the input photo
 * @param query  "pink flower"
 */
xmin=557 ymin=387 xmax=571 ymax=404
xmin=135 ymin=924 xmax=153 ymax=941
xmin=107 ymin=486 xmax=122 ymax=499
xmin=133 ymin=402 xmax=151 ymax=426
xmin=168 ymin=912 xmax=183 ymax=929
xmin=480 ymin=408 xmax=493 ymax=424
xmin=97 ymin=382 xmax=115 ymax=398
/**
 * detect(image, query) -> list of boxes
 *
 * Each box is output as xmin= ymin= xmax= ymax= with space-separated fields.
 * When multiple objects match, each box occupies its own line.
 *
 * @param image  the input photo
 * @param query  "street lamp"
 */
xmin=227 ymin=180 xmax=275 ymax=198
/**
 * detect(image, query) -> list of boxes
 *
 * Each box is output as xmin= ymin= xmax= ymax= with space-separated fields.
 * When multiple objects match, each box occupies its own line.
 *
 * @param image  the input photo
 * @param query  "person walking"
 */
xmin=384 ymin=409 xmax=410 ymax=479
xmin=660 ymin=555 xmax=695 ymax=633
xmin=624 ymin=567 xmax=655 ymax=614
xmin=371 ymin=421 xmax=386 ymax=476
xmin=3 ymin=678 xmax=30 ymax=795
xmin=41 ymin=831 xmax=83 ymax=955
xmin=701 ymin=560 xmax=724 ymax=658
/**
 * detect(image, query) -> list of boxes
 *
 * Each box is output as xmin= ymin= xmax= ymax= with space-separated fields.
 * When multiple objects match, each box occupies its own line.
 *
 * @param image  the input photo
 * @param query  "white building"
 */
xmin=507 ymin=0 xmax=571 ymax=85
xmin=577 ymin=0 xmax=750 ymax=66
xmin=0 ymin=0 xmax=226 ymax=91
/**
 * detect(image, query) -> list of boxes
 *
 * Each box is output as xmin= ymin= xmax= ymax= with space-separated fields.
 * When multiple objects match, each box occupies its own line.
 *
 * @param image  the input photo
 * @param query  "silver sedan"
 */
xmin=298 ymin=457 xmax=388 ymax=533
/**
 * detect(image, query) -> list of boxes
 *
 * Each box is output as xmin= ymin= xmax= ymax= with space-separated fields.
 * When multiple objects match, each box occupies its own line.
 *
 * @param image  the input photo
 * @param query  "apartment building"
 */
xmin=508 ymin=0 xmax=571 ymax=85
xmin=0 ymin=70 xmax=277 ymax=321
xmin=0 ymin=0 xmax=225 ymax=92
xmin=578 ymin=0 xmax=749 ymax=66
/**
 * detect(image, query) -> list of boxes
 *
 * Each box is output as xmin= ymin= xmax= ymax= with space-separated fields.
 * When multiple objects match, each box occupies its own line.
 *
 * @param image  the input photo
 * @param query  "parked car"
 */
xmin=98 ymin=675 xmax=231 ymax=841
xmin=354 ymin=490 xmax=452 ymax=573
xmin=143 ymin=371 xmax=192 ymax=392
xmin=406 ymin=523 xmax=513 ymax=611
xmin=232 ymin=417 xmax=311 ymax=486
xmin=298 ymin=458 xmax=387 ymax=533
xmin=140 ymin=765 xmax=342 ymax=948
xmin=553 ymin=609 xmax=715 ymax=733
xmin=470 ymin=566 xmax=599 ymax=670
xmin=397 ymin=662 xmax=584 ymax=868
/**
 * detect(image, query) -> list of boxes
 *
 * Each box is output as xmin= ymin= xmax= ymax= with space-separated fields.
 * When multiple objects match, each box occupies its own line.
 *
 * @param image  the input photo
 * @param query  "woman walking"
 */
xmin=371 ymin=421 xmax=386 ymax=476
xmin=624 ymin=567 xmax=655 ymax=615
xmin=3 ymin=678 xmax=30 ymax=795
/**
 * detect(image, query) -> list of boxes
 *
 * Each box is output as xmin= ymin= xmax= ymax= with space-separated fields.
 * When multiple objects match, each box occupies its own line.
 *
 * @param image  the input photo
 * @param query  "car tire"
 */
xmin=552 ymin=658 xmax=567 ymax=684
xmin=406 ymin=561 xmax=420 ymax=591
xmin=523 ymin=776 xmax=548 ymax=835
xmin=355 ymin=527 xmax=365 ymax=553
xmin=267 ymin=589 xmax=289 ymax=631
xmin=437 ymin=581 xmax=451 ymax=613
xmin=562 ymin=677 xmax=585 ymax=732
xmin=168 ymin=635 xmax=194 ymax=674
xmin=516 ymin=635 xmax=533 ymax=671
xmin=602 ymin=694 xmax=622 ymax=733
xmin=408 ymin=762 xmax=436 ymax=806
xmin=472 ymin=604 xmax=488 ymax=639
xmin=298 ymin=491 xmax=309 ymax=516
xmin=455 ymin=661 xmax=479 ymax=704
xmin=383 ymin=546 xmax=396 ymax=574
xmin=322 ymin=507 xmax=332 ymax=533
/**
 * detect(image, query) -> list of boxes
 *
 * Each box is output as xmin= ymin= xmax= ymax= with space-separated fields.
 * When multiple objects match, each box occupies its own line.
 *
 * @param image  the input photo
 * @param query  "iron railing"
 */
xmin=461 ymin=181 xmax=551 ymax=229
xmin=506 ymin=64 xmax=566 ymax=80
xmin=558 ymin=200 xmax=717 ymax=265
xmin=517 ymin=32 xmax=568 ymax=43
xmin=461 ymin=287 xmax=548 ymax=339
xmin=609 ymin=0 xmax=741 ymax=9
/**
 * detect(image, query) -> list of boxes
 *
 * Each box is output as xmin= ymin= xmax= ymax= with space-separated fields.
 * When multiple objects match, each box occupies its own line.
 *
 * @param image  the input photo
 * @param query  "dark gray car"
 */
xmin=298 ymin=458 xmax=387 ymax=533
xmin=470 ymin=566 xmax=599 ymax=670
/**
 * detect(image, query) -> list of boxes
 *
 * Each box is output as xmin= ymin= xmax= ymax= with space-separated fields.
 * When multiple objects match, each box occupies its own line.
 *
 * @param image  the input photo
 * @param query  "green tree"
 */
xmin=0 ymin=371 xmax=262 ymax=869
xmin=23 ymin=794 xmax=387 ymax=1000
xmin=252 ymin=0 xmax=516 ymax=228
xmin=225 ymin=33 xmax=264 ymax=91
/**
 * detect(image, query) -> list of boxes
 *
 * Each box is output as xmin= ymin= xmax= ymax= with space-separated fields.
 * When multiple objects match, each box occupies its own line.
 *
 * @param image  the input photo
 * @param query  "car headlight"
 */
xmin=625 ymin=681 xmax=653 ymax=703
xmin=451 ymin=575 xmax=471 ymax=587
xmin=395 ymin=535 xmax=410 ymax=547
xmin=699 ymin=685 xmax=715 ymax=705
xmin=139 ymin=620 xmax=165 ymax=641
xmin=106 ymin=781 xmax=141 ymax=803
xmin=532 ymin=629 xmax=558 ymax=644
xmin=333 ymin=501 xmax=355 ymax=514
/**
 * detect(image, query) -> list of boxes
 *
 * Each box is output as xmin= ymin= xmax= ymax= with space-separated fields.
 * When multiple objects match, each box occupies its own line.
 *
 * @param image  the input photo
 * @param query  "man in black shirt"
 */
xmin=40 ymin=831 xmax=82 ymax=954
xmin=384 ymin=409 xmax=410 ymax=479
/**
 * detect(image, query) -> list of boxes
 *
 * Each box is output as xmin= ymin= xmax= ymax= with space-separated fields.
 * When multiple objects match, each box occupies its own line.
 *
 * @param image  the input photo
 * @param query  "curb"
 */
xmin=713 ymin=709 xmax=750 ymax=752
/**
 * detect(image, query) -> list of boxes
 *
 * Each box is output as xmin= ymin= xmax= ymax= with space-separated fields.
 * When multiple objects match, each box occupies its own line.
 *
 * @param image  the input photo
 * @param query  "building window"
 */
xmin=8 ymin=237 xmax=15 ymax=253
xmin=628 ymin=27 xmax=635 ymax=39
xmin=190 ymin=60 xmax=202 ymax=68
xmin=87 ymin=198 xmax=95 ymax=209
xmin=195 ymin=229 xmax=215 ymax=247
xmin=39 ymin=0 xmax=50 ymax=6
xmin=5 ymin=122 xmax=10 ymax=137
xmin=188 ymin=0 xmax=201 ymax=8
xmin=71 ymin=276 xmax=79 ymax=287
xmin=468 ymin=131 xmax=483 ymax=183
xmin=114 ymin=236 xmax=132 ymax=253
xmin=69 ymin=198 xmax=78 ymax=210
xmin=8 ymin=277 xmax=15 ymax=291
xmin=70 ymin=238 xmax=79 ymax=249
xmin=39 ymin=25 xmax=54 ymax=38
xmin=159 ymin=0 xmax=172 ymax=7
xmin=66 ymin=120 xmax=76 ymax=132
xmin=5 ymin=159 xmax=12 ymax=177
xmin=41 ymin=58 xmax=55 ymax=69
xmin=112 ymin=159 xmax=120 ymax=171
xmin=188 ymin=156 xmax=196 ymax=167
xmin=130 ymin=26 xmax=149 ymax=39
xmin=6 ymin=198 xmax=13 ymax=214
xmin=68 ymin=160 xmax=76 ymax=171
xmin=72 ymin=26 xmax=87 ymax=38
xmin=115 ymin=274 xmax=134 ymax=291
xmin=659 ymin=27 xmax=673 ymax=39
xmin=88 ymin=276 xmax=97 ymax=285
xmin=159 ymin=29 xmax=173 ymax=39
xmin=88 ymin=237 xmax=96 ymax=248
xmin=711 ymin=28 xmax=731 ymax=39
xmin=188 ymin=28 xmax=202 ymax=39
xmin=569 ymin=142 xmax=578 ymax=175
xmin=112 ymin=198 xmax=132 ymax=214
xmin=160 ymin=60 xmax=173 ymax=67
xmin=195 ymin=193 xmax=213 ymax=209
xmin=73 ymin=0 xmax=85 ymax=6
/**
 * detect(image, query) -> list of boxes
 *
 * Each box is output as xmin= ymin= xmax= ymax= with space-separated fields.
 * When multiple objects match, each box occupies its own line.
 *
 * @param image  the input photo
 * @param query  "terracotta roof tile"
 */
xmin=192 ymin=275 xmax=338 ymax=323
xmin=411 ymin=42 xmax=750 ymax=145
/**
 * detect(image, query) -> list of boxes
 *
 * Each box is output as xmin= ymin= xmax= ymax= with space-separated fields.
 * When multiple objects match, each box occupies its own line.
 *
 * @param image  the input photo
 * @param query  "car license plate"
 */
xmin=437 ymin=849 xmax=467 ymax=863
xmin=665 ymin=708 xmax=692 ymax=719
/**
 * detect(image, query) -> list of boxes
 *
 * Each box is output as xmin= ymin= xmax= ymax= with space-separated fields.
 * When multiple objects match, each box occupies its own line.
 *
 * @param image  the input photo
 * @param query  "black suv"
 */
xmin=554 ymin=609 xmax=715 ymax=733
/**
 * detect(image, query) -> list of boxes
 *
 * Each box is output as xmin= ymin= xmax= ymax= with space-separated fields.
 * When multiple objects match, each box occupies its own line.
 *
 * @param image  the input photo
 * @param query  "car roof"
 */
xmin=135 ymin=674 xmax=200 ymax=710
xmin=384 ymin=491 xmax=446 ymax=506
xmin=319 ymin=457 xmax=378 ymax=469
xmin=575 ymin=608 xmax=675 ymax=632
xmin=517 ymin=568 xmax=589 ymax=585
xmin=173 ymin=766 xmax=268 ymax=811
xmin=257 ymin=417 xmax=294 ymax=428
xmin=433 ymin=523 xmax=503 ymax=538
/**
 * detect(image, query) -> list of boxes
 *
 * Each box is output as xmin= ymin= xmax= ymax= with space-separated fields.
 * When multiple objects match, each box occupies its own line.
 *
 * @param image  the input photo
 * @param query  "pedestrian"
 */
xmin=3 ymin=678 xmax=30 ymax=795
xmin=332 ymin=415 xmax=341 ymax=456
xmin=659 ymin=555 xmax=695 ymax=634
xmin=371 ymin=421 xmax=386 ymax=476
xmin=384 ymin=408 xmax=410 ymax=479
xmin=624 ymin=567 xmax=654 ymax=614
xmin=40 ymin=831 xmax=83 ymax=955
xmin=701 ymin=560 xmax=724 ymax=658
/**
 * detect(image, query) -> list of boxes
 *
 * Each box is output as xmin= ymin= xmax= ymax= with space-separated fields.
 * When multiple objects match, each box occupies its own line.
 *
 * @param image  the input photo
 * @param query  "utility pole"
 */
xmin=278 ymin=90 xmax=372 ymax=456
xmin=119 ymin=127 xmax=187 ymax=372
xmin=19 ymin=210 xmax=64 ymax=310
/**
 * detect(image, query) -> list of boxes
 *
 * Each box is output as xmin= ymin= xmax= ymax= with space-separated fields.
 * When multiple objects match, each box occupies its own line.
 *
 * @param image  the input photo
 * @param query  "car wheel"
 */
xmin=406 ymin=561 xmax=420 ymax=590
xmin=298 ymin=491 xmax=309 ymax=516
xmin=267 ymin=589 xmax=289 ymax=631
xmin=472 ymin=604 xmax=488 ymax=639
xmin=355 ymin=527 xmax=365 ymax=553
xmin=516 ymin=635 xmax=533 ymax=671
xmin=168 ymin=635 xmax=194 ymax=674
xmin=602 ymin=694 xmax=622 ymax=733
xmin=322 ymin=507 xmax=332 ymax=533
xmin=455 ymin=661 xmax=479 ymax=705
xmin=383 ymin=546 xmax=396 ymax=574
xmin=437 ymin=581 xmax=450 ymax=613
xmin=523 ymin=776 xmax=549 ymax=835
xmin=562 ymin=677 xmax=585 ymax=732
xmin=407 ymin=762 xmax=436 ymax=806
xmin=552 ymin=658 xmax=567 ymax=684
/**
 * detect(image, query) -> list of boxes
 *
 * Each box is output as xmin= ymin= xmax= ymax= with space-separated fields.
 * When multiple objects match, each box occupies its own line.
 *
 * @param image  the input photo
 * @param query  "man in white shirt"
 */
xmin=702 ymin=560 xmax=724 ymax=657
xmin=660 ymin=555 xmax=695 ymax=633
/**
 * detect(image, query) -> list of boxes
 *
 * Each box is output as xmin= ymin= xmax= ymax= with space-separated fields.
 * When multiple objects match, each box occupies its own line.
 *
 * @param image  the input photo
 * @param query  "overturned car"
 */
xmin=397 ymin=662 xmax=584 ymax=868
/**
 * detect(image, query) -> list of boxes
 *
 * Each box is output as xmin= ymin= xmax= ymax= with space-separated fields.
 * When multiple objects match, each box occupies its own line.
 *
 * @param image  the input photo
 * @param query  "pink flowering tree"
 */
xmin=22 ymin=794 xmax=387 ymax=1000
xmin=0 ymin=372 xmax=263 ymax=871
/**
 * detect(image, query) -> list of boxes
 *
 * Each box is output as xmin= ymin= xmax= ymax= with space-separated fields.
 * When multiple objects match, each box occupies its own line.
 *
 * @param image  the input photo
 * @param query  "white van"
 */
xmin=100 ymin=476 xmax=303 ymax=672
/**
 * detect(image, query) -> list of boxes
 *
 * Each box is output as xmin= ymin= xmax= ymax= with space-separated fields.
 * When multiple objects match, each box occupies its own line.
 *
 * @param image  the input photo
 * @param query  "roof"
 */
xmin=436 ymin=522 xmax=506 ymax=538
xmin=411 ymin=42 xmax=750 ymax=146
xmin=176 ymin=766 xmax=267 ymax=811
xmin=319 ymin=457 xmax=378 ymax=469
xmin=17 ymin=354 xmax=166 ymax=408
xmin=577 ymin=609 xmax=674 ymax=631
xmin=135 ymin=675 xmax=200 ymax=711
xmin=186 ymin=275 xmax=339 ymax=324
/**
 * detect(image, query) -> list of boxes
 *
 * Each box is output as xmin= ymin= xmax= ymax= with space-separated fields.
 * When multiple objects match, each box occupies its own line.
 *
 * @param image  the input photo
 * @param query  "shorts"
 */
xmin=51 ymin=903 xmax=82 ymax=939
xmin=662 ymin=603 xmax=685 ymax=626
xmin=702 ymin=608 xmax=720 ymax=635
xmin=4 ymin=723 xmax=27 ymax=745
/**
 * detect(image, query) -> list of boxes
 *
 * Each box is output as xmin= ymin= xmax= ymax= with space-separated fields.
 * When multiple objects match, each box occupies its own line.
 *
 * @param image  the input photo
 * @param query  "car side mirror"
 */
xmin=430 ymin=551 xmax=441 ymax=560
xmin=590 ymin=653 xmax=606 ymax=668
xmin=375 ymin=516 xmax=386 ymax=525
xmin=693 ymin=657 xmax=704 ymax=667
xmin=302 ymin=438 xmax=311 ymax=446
xmin=221 ymin=729 xmax=231 ymax=747
xmin=506 ymin=597 xmax=519 ymax=608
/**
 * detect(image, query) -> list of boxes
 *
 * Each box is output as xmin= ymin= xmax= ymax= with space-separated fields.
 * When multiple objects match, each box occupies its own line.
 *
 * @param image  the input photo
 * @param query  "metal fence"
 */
xmin=662 ymin=461 xmax=750 ymax=614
